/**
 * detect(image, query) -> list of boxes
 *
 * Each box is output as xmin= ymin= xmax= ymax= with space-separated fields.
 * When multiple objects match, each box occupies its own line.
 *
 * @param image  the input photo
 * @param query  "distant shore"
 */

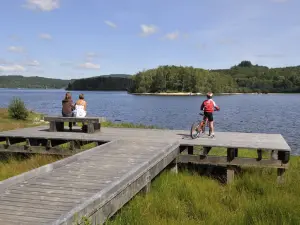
xmin=130 ymin=92 xmax=251 ymax=96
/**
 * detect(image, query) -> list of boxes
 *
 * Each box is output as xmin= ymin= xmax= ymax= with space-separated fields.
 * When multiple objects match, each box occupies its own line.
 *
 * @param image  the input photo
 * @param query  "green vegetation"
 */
xmin=0 ymin=75 xmax=69 ymax=89
xmin=66 ymin=74 xmax=133 ymax=91
xmin=0 ymin=108 xmax=44 ymax=131
xmin=3 ymin=61 xmax=300 ymax=93
xmin=0 ymin=154 xmax=61 ymax=181
xmin=129 ymin=61 xmax=300 ymax=94
xmin=106 ymin=148 xmax=300 ymax=225
xmin=8 ymin=97 xmax=29 ymax=120
xmin=129 ymin=65 xmax=237 ymax=94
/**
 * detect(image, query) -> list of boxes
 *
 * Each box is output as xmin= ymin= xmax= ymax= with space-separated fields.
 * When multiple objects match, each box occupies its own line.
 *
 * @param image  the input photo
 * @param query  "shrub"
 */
xmin=8 ymin=97 xmax=29 ymax=120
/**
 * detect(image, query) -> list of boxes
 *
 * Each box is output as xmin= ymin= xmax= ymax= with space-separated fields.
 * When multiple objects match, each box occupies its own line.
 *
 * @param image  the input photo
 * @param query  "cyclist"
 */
xmin=200 ymin=92 xmax=220 ymax=137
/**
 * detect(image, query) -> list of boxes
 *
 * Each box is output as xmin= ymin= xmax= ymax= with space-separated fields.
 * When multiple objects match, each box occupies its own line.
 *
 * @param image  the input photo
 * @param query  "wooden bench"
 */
xmin=44 ymin=116 xmax=105 ymax=133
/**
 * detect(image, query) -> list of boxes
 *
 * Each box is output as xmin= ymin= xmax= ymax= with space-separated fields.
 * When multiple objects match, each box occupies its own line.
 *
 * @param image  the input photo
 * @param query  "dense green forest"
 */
xmin=66 ymin=74 xmax=133 ymax=91
xmin=0 ymin=75 xmax=69 ymax=89
xmin=129 ymin=61 xmax=300 ymax=93
xmin=2 ymin=62 xmax=300 ymax=93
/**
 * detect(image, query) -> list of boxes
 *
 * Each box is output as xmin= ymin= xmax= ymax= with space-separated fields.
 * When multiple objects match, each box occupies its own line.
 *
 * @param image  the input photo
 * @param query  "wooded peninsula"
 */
xmin=1 ymin=61 xmax=300 ymax=93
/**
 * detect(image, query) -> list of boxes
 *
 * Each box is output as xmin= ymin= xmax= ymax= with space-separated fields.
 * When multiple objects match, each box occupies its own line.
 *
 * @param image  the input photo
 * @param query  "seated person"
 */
xmin=74 ymin=93 xmax=87 ymax=118
xmin=62 ymin=92 xmax=75 ymax=130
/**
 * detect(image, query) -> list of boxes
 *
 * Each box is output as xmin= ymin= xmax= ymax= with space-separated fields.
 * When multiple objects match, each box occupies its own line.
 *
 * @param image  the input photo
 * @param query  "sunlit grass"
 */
xmin=106 ymin=155 xmax=300 ymax=225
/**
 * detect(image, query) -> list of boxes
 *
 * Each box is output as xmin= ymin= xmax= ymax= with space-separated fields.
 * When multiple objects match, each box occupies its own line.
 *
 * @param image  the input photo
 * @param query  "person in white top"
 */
xmin=73 ymin=93 xmax=87 ymax=130
xmin=74 ymin=93 xmax=87 ymax=118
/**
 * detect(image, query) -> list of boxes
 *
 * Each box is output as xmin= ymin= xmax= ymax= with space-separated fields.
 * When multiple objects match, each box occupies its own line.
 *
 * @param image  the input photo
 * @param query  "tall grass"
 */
xmin=0 ymin=154 xmax=62 ymax=181
xmin=106 ymin=155 xmax=300 ymax=225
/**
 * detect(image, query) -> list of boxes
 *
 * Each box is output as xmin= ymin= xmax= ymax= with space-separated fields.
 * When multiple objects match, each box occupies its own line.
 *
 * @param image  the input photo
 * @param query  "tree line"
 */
xmin=128 ymin=61 xmax=300 ymax=93
xmin=2 ymin=61 xmax=300 ymax=93
xmin=66 ymin=74 xmax=133 ymax=91
xmin=0 ymin=75 xmax=69 ymax=89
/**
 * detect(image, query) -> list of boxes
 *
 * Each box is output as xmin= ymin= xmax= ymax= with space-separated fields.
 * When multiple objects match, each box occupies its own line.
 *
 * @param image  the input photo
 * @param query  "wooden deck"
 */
xmin=0 ymin=126 xmax=291 ymax=152
xmin=0 ymin=126 xmax=292 ymax=225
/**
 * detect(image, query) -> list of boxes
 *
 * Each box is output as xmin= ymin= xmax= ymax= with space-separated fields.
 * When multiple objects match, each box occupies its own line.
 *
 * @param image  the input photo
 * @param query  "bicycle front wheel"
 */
xmin=190 ymin=121 xmax=202 ymax=139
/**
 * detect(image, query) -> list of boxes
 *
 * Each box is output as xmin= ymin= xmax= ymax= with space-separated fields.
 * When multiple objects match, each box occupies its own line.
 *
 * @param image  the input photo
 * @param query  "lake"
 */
xmin=0 ymin=89 xmax=299 ymax=155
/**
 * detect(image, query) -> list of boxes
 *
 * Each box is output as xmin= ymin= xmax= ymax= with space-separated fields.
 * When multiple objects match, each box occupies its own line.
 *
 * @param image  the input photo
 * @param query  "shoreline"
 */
xmin=130 ymin=92 xmax=262 ymax=96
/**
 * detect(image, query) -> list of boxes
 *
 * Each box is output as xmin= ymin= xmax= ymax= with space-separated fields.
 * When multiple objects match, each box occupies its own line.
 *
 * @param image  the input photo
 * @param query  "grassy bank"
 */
xmin=0 ymin=108 xmax=62 ymax=181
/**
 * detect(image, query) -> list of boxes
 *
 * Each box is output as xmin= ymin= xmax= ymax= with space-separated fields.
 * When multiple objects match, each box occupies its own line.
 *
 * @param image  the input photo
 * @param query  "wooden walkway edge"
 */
xmin=0 ymin=139 xmax=180 ymax=225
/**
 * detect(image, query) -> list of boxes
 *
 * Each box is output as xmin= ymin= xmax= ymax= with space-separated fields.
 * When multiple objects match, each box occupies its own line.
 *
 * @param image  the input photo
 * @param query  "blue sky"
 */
xmin=0 ymin=0 xmax=299 ymax=79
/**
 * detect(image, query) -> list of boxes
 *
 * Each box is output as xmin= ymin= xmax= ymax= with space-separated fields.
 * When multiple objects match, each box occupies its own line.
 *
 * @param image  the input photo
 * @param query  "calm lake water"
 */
xmin=0 ymin=89 xmax=299 ymax=155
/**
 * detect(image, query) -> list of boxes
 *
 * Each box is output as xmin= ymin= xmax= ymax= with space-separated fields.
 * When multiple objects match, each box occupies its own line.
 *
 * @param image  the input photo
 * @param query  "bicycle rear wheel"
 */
xmin=190 ymin=121 xmax=204 ymax=139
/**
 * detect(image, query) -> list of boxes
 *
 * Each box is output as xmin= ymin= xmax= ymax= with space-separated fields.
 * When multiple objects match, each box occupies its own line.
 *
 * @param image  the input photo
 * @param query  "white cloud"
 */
xmin=8 ymin=46 xmax=24 ymax=53
xmin=27 ymin=60 xmax=40 ymax=66
xmin=39 ymin=33 xmax=52 ymax=40
xmin=140 ymin=24 xmax=158 ymax=36
xmin=104 ymin=21 xmax=117 ymax=28
xmin=79 ymin=62 xmax=100 ymax=69
xmin=0 ymin=65 xmax=26 ymax=72
xmin=164 ymin=31 xmax=180 ymax=40
xmin=24 ymin=0 xmax=60 ymax=11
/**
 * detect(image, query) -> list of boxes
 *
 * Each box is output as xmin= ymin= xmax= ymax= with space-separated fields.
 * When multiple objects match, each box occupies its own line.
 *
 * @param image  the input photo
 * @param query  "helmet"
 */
xmin=206 ymin=92 xmax=213 ymax=99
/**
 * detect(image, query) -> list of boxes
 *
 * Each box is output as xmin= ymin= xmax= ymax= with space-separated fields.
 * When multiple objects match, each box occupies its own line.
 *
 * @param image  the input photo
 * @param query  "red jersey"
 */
xmin=201 ymin=99 xmax=220 ymax=113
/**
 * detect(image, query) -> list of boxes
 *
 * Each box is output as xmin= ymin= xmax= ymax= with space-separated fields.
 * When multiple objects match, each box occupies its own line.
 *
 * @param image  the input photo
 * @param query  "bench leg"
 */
xmin=87 ymin=122 xmax=95 ymax=134
xmin=56 ymin=122 xmax=64 ymax=132
xmin=93 ymin=122 xmax=101 ymax=132
xmin=49 ymin=121 xmax=57 ymax=132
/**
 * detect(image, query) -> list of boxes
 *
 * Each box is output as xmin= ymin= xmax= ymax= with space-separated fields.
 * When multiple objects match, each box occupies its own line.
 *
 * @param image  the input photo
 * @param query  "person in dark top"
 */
xmin=62 ymin=92 xmax=75 ymax=130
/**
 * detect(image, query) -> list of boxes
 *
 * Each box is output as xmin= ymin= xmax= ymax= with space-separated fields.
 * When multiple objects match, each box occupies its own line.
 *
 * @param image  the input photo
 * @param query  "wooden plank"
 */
xmin=0 ymin=196 xmax=77 ymax=207
xmin=0 ymin=141 xmax=114 ymax=193
xmin=0 ymin=144 xmax=77 ymax=155
xmin=177 ymin=155 xmax=288 ymax=168
xmin=0 ymin=200 xmax=71 ymax=211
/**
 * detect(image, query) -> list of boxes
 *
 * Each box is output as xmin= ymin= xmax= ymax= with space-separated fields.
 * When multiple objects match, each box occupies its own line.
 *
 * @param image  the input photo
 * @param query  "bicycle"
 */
xmin=190 ymin=112 xmax=209 ymax=139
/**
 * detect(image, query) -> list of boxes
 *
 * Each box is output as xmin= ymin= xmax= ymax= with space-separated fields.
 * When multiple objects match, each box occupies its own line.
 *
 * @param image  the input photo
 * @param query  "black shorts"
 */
xmin=204 ymin=112 xmax=213 ymax=122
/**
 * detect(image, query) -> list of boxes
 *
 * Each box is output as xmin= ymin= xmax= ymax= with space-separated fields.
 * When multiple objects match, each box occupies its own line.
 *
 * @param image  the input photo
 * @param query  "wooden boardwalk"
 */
xmin=0 ymin=126 xmax=292 ymax=225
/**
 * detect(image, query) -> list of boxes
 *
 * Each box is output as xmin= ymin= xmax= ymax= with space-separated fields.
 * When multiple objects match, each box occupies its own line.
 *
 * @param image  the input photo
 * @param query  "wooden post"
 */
xmin=227 ymin=166 xmax=235 ymax=184
xmin=271 ymin=150 xmax=278 ymax=160
xmin=257 ymin=149 xmax=262 ymax=161
xmin=25 ymin=138 xmax=30 ymax=150
xmin=234 ymin=148 xmax=238 ymax=157
xmin=277 ymin=150 xmax=290 ymax=184
xmin=202 ymin=147 xmax=211 ymax=156
xmin=46 ymin=140 xmax=52 ymax=150
xmin=226 ymin=148 xmax=236 ymax=184
xmin=227 ymin=148 xmax=236 ymax=162
xmin=169 ymin=158 xmax=178 ymax=174
xmin=188 ymin=146 xmax=193 ymax=155
xmin=277 ymin=168 xmax=285 ymax=184
xmin=141 ymin=171 xmax=151 ymax=195
xmin=5 ymin=137 xmax=10 ymax=148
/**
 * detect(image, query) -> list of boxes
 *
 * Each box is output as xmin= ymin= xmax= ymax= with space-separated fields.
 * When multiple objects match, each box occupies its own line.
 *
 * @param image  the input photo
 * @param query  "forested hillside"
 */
xmin=0 ymin=75 xmax=69 ymax=89
xmin=213 ymin=61 xmax=300 ymax=93
xmin=129 ymin=61 xmax=300 ymax=93
xmin=66 ymin=74 xmax=133 ymax=91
